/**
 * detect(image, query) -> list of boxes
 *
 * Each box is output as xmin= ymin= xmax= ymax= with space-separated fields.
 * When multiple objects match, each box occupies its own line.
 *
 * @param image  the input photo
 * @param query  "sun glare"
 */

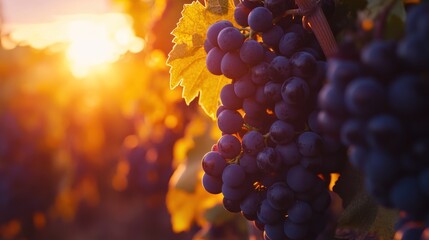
xmin=65 ymin=14 xmax=145 ymax=77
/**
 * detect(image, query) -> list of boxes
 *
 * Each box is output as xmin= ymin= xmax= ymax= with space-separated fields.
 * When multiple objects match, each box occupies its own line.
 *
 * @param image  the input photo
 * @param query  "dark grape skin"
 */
xmin=240 ymin=191 xmax=263 ymax=220
xmin=267 ymin=182 xmax=295 ymax=211
xmin=269 ymin=56 xmax=291 ymax=81
xmin=256 ymin=147 xmax=282 ymax=173
xmin=202 ymin=173 xmax=222 ymax=194
xmin=207 ymin=20 xmax=233 ymax=46
xmin=269 ymin=120 xmax=294 ymax=145
xmin=234 ymin=3 xmax=251 ymax=27
xmin=217 ymin=109 xmax=243 ymax=134
xmin=275 ymin=142 xmax=301 ymax=166
xmin=202 ymin=151 xmax=227 ymax=177
xmin=389 ymin=177 xmax=427 ymax=215
xmin=262 ymin=25 xmax=284 ymax=48
xmin=234 ymin=74 xmax=257 ymax=99
xmin=248 ymin=7 xmax=273 ymax=33
xmin=217 ymin=134 xmax=242 ymax=159
xmin=274 ymin=100 xmax=302 ymax=123
xmin=204 ymin=39 xmax=214 ymax=53
xmin=365 ymin=151 xmax=401 ymax=189
xmin=289 ymin=51 xmax=318 ymax=80
xmin=287 ymin=201 xmax=313 ymax=224
xmin=326 ymin=59 xmax=362 ymax=86
xmin=318 ymin=83 xmax=347 ymax=115
xmin=217 ymin=27 xmax=244 ymax=52
xmin=361 ymin=40 xmax=398 ymax=79
xmin=206 ymin=47 xmax=226 ymax=75
xmin=221 ymin=52 xmax=249 ymax=79
xmin=243 ymin=98 xmax=266 ymax=118
xmin=397 ymin=34 xmax=429 ymax=71
xmin=345 ymin=77 xmax=386 ymax=117
xmin=240 ymin=39 xmax=265 ymax=65
xmin=283 ymin=220 xmax=309 ymax=240
xmin=264 ymin=81 xmax=282 ymax=103
xmin=340 ymin=119 xmax=366 ymax=146
xmin=297 ymin=132 xmax=323 ymax=157
xmin=388 ymin=74 xmax=429 ymax=117
xmin=279 ymin=32 xmax=303 ymax=57
xmin=366 ymin=114 xmax=403 ymax=150
xmin=311 ymin=189 xmax=331 ymax=213
xmin=220 ymin=83 xmax=243 ymax=110
xmin=251 ymin=62 xmax=271 ymax=85
xmin=222 ymin=164 xmax=246 ymax=188
xmin=264 ymin=222 xmax=287 ymax=240
xmin=239 ymin=153 xmax=259 ymax=175
xmin=286 ymin=165 xmax=317 ymax=193
xmin=317 ymin=110 xmax=344 ymax=135
xmin=257 ymin=199 xmax=284 ymax=225
xmin=281 ymin=77 xmax=310 ymax=106
xmin=223 ymin=197 xmax=241 ymax=213
xmin=222 ymin=183 xmax=249 ymax=201
xmin=242 ymin=130 xmax=266 ymax=156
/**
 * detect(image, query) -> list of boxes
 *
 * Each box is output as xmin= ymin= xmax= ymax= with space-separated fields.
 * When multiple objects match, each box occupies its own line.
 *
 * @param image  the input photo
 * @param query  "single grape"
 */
xmin=256 ymin=147 xmax=282 ymax=173
xmin=217 ymin=109 xmax=243 ymax=134
xmin=281 ymin=77 xmax=310 ymax=106
xmin=234 ymin=3 xmax=251 ymax=27
xmin=217 ymin=27 xmax=244 ymax=52
xmin=257 ymin=199 xmax=284 ymax=225
xmin=283 ymin=219 xmax=309 ymax=239
xmin=240 ymin=39 xmax=265 ymax=65
xmin=269 ymin=120 xmax=294 ymax=145
xmin=297 ymin=132 xmax=323 ymax=157
xmin=267 ymin=182 xmax=295 ymax=210
xmin=221 ymin=52 xmax=249 ymax=79
xmin=242 ymin=130 xmax=266 ymax=156
xmin=248 ymin=7 xmax=273 ymax=32
xmin=202 ymin=151 xmax=227 ymax=177
xmin=222 ymin=164 xmax=246 ymax=188
xmin=206 ymin=47 xmax=226 ymax=75
xmin=287 ymin=201 xmax=313 ymax=224
xmin=279 ymin=32 xmax=303 ymax=57
xmin=217 ymin=134 xmax=242 ymax=159
xmin=290 ymin=51 xmax=318 ymax=80
xmin=202 ymin=173 xmax=222 ymax=194
xmin=286 ymin=165 xmax=317 ymax=193
xmin=345 ymin=77 xmax=386 ymax=117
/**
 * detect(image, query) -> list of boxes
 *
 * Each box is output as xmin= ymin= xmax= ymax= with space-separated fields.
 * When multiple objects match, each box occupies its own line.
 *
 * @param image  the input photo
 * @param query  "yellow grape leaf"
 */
xmin=167 ymin=0 xmax=235 ymax=119
xmin=166 ymin=171 xmax=222 ymax=232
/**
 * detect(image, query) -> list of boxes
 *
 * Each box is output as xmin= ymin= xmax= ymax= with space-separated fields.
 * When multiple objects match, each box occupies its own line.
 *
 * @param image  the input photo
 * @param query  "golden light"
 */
xmin=65 ymin=14 xmax=145 ymax=78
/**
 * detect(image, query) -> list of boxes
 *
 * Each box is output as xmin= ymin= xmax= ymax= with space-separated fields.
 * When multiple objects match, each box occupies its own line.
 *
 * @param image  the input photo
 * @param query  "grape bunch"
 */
xmin=201 ymin=0 xmax=346 ymax=239
xmin=318 ymin=3 xmax=429 ymax=239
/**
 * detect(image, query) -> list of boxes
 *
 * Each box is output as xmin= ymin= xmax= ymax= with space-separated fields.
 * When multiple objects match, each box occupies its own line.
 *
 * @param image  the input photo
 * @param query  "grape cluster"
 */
xmin=202 ymin=1 xmax=345 ymax=239
xmin=318 ymin=3 xmax=429 ymax=239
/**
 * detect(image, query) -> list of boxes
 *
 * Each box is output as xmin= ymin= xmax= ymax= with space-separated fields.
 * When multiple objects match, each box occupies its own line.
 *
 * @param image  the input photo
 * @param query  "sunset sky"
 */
xmin=2 ymin=0 xmax=111 ymax=24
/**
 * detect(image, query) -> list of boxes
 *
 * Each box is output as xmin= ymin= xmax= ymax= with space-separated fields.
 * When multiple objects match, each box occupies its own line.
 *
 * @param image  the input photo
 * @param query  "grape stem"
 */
xmin=374 ymin=0 xmax=397 ymax=39
xmin=295 ymin=0 xmax=338 ymax=58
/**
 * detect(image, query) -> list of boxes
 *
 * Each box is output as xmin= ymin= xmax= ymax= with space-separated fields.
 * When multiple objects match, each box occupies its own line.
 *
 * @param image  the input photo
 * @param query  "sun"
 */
xmin=65 ymin=14 xmax=144 ymax=78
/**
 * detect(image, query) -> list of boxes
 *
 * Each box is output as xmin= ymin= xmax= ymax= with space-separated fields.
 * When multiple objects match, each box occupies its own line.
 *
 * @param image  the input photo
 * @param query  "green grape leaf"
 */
xmin=167 ymin=0 xmax=235 ymax=119
xmin=335 ymin=164 xmax=398 ymax=239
